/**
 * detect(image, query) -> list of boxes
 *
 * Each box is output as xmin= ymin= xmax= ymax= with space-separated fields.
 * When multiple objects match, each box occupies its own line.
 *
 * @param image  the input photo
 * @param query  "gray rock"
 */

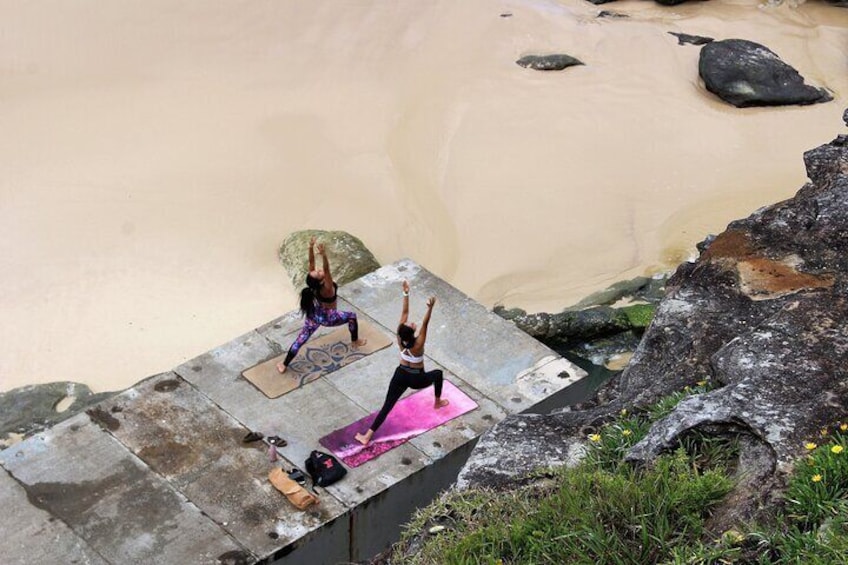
xmin=699 ymin=39 xmax=832 ymax=108
xmin=1 ymin=382 xmax=116 ymax=446
xmin=668 ymin=31 xmax=714 ymax=46
xmin=494 ymin=274 xmax=666 ymax=348
xmin=597 ymin=10 xmax=628 ymax=18
xmin=494 ymin=305 xmax=632 ymax=344
xmin=516 ymin=54 xmax=584 ymax=71
xmin=458 ymin=113 xmax=848 ymax=529
xmin=278 ymin=230 xmax=380 ymax=290
xmin=566 ymin=275 xmax=665 ymax=309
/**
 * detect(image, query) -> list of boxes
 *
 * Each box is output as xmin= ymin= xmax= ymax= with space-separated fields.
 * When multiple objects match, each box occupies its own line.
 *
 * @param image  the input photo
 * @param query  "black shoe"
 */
xmin=267 ymin=435 xmax=287 ymax=447
xmin=243 ymin=431 xmax=264 ymax=443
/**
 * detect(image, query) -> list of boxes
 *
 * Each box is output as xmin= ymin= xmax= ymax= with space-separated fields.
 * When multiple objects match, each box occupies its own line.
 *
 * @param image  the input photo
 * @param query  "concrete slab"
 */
xmin=174 ymin=328 xmax=280 ymax=410
xmin=0 ymin=468 xmax=109 ymax=565
xmin=1 ymin=259 xmax=592 ymax=565
xmin=0 ymin=414 xmax=250 ymax=564
xmin=341 ymin=259 xmax=586 ymax=412
xmin=95 ymin=373 xmax=349 ymax=559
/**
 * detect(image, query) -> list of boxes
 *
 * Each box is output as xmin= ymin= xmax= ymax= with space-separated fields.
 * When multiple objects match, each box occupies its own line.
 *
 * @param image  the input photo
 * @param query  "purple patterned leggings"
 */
xmin=282 ymin=307 xmax=359 ymax=366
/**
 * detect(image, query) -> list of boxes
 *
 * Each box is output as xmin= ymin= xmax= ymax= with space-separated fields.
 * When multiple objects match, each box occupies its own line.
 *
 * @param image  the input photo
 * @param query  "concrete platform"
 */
xmin=0 ymin=260 xmax=587 ymax=564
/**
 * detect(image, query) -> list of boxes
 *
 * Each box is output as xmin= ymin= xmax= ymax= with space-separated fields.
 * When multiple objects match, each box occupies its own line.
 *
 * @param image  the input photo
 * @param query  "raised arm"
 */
xmin=414 ymin=296 xmax=436 ymax=351
xmin=308 ymin=236 xmax=316 ymax=271
xmin=398 ymin=280 xmax=410 ymax=326
xmin=316 ymin=242 xmax=334 ymax=294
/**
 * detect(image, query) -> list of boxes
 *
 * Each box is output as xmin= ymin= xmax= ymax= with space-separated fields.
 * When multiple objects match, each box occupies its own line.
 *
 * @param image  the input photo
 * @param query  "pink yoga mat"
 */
xmin=319 ymin=380 xmax=478 ymax=468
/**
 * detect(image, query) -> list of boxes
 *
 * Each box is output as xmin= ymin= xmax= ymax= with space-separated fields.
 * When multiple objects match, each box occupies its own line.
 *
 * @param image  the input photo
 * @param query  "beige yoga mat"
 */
xmin=242 ymin=320 xmax=392 ymax=398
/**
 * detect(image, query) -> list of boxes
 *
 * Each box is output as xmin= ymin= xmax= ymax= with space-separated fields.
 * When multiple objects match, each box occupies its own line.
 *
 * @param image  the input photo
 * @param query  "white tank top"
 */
xmin=399 ymin=348 xmax=424 ymax=364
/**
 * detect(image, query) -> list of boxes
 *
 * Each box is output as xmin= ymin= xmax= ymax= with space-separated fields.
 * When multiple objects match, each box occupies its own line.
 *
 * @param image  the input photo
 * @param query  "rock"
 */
xmin=516 ymin=54 xmax=584 ymax=71
xmin=668 ymin=31 xmax=713 ymax=46
xmin=699 ymin=39 xmax=832 ymax=108
xmin=494 ymin=274 xmax=665 ymax=347
xmin=567 ymin=274 xmax=667 ymax=309
xmin=457 ymin=409 xmax=605 ymax=490
xmin=495 ymin=305 xmax=632 ymax=344
xmin=458 ymin=113 xmax=848 ymax=529
xmin=278 ymin=230 xmax=380 ymax=290
xmin=1 ymin=382 xmax=116 ymax=447
xmin=597 ymin=10 xmax=628 ymax=18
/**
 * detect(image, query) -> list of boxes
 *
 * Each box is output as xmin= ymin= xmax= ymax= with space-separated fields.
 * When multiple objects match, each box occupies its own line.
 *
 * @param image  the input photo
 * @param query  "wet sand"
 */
xmin=1 ymin=0 xmax=846 ymax=393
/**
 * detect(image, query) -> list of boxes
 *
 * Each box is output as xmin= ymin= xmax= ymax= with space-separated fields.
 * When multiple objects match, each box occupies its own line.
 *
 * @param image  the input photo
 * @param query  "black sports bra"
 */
xmin=316 ymin=282 xmax=338 ymax=304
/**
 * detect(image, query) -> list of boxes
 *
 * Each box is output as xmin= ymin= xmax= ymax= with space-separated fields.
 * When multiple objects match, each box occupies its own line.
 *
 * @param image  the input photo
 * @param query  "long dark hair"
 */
xmin=397 ymin=324 xmax=415 ymax=349
xmin=300 ymin=274 xmax=322 ymax=319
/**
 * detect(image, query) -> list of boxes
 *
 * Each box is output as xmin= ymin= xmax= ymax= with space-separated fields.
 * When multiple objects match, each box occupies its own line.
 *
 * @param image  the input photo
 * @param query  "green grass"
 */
xmin=393 ymin=392 xmax=848 ymax=565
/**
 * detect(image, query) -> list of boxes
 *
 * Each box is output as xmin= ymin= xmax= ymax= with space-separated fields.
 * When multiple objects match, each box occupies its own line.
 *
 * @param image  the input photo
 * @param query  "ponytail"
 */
xmin=300 ymin=274 xmax=322 ymax=319
xmin=300 ymin=287 xmax=317 ymax=319
xmin=397 ymin=324 xmax=416 ymax=349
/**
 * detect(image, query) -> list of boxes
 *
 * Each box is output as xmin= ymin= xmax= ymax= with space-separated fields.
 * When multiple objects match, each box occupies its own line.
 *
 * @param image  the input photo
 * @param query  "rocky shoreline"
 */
xmin=445 ymin=108 xmax=848 ymax=533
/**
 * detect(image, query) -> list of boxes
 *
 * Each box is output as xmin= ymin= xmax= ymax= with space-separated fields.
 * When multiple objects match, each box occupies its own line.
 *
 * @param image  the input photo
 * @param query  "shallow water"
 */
xmin=1 ymin=0 xmax=846 ymax=393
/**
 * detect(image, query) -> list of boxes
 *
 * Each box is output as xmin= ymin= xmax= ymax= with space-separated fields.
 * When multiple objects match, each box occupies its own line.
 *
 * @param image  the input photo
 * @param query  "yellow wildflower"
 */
xmin=805 ymin=442 xmax=818 ymax=451
xmin=621 ymin=429 xmax=632 ymax=437
xmin=841 ymin=423 xmax=848 ymax=432
xmin=696 ymin=380 xmax=706 ymax=387
xmin=588 ymin=434 xmax=601 ymax=443
xmin=821 ymin=428 xmax=829 ymax=437
xmin=832 ymin=445 xmax=844 ymax=454
xmin=812 ymin=474 xmax=822 ymax=483
xmin=620 ymin=408 xmax=628 ymax=417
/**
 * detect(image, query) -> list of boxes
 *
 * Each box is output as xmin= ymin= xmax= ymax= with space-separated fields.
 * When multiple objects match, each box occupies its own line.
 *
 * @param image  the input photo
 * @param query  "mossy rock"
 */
xmin=278 ymin=230 xmax=380 ymax=290
xmin=618 ymin=303 xmax=656 ymax=329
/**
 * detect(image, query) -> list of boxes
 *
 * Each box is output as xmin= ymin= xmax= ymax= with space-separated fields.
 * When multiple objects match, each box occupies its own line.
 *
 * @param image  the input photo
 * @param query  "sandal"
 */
xmin=243 ymin=431 xmax=264 ymax=443
xmin=267 ymin=435 xmax=288 ymax=447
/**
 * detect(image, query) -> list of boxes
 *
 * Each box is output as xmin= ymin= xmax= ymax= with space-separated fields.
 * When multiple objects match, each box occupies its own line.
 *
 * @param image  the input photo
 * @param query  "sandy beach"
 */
xmin=1 ymin=0 xmax=846 ymax=393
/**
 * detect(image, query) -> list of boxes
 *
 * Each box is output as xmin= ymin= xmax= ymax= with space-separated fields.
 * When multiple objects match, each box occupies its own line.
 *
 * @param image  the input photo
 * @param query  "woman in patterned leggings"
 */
xmin=355 ymin=280 xmax=448 ymax=445
xmin=276 ymin=237 xmax=367 ymax=373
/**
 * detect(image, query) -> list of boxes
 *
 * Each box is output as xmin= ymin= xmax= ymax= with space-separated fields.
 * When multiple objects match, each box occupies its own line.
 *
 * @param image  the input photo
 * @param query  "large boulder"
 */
xmin=278 ymin=230 xmax=380 ymax=290
xmin=699 ymin=39 xmax=832 ymax=108
xmin=459 ymin=114 xmax=848 ymax=528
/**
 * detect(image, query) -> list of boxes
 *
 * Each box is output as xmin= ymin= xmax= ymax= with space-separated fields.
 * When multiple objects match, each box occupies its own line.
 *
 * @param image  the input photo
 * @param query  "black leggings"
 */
xmin=369 ymin=365 xmax=444 ymax=433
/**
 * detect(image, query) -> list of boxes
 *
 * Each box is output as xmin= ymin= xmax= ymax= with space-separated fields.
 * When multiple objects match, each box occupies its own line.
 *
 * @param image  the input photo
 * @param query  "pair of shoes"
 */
xmin=267 ymin=435 xmax=287 ymax=447
xmin=243 ymin=431 xmax=264 ymax=443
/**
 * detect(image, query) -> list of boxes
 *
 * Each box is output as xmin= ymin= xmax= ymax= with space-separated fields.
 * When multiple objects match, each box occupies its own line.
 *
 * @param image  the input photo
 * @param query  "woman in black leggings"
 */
xmin=355 ymin=280 xmax=449 ymax=445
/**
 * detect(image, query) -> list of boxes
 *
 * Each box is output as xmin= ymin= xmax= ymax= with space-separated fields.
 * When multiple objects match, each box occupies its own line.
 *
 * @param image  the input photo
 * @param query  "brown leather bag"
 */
xmin=268 ymin=468 xmax=319 ymax=510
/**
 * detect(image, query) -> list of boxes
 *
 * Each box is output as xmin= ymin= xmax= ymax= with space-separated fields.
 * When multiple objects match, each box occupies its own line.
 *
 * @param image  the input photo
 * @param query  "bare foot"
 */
xmin=276 ymin=362 xmax=287 ymax=374
xmin=353 ymin=338 xmax=368 ymax=349
xmin=354 ymin=431 xmax=372 ymax=445
xmin=434 ymin=398 xmax=450 ymax=409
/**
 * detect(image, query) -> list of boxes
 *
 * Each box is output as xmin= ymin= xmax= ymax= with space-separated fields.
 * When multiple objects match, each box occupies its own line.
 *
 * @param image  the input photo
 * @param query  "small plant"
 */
xmin=784 ymin=427 xmax=848 ymax=529
xmin=584 ymin=413 xmax=651 ymax=473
